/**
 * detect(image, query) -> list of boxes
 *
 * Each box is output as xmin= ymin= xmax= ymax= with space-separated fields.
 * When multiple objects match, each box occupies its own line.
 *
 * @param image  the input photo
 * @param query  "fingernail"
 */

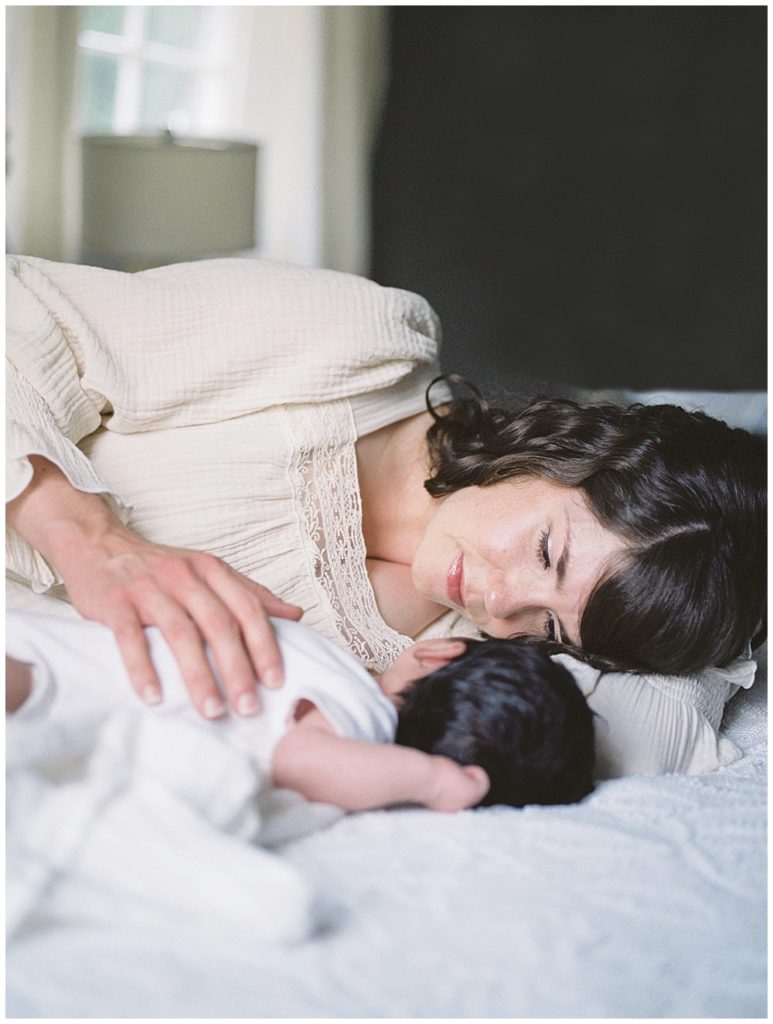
xmin=143 ymin=686 xmax=162 ymax=705
xmin=236 ymin=693 xmax=259 ymax=716
xmin=262 ymin=667 xmax=282 ymax=688
xmin=203 ymin=697 xmax=227 ymax=719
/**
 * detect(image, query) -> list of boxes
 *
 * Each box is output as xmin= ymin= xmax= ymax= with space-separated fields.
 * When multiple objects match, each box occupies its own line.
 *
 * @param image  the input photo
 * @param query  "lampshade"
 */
xmin=81 ymin=133 xmax=257 ymax=269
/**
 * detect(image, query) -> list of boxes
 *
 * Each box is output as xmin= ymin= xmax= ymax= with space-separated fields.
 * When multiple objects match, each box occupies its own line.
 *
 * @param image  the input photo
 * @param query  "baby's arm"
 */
xmin=6 ymin=657 xmax=33 ymax=713
xmin=272 ymin=708 xmax=489 ymax=813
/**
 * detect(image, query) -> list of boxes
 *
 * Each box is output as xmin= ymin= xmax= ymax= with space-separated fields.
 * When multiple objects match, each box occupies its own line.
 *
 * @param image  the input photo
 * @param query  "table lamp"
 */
xmin=81 ymin=132 xmax=258 ymax=270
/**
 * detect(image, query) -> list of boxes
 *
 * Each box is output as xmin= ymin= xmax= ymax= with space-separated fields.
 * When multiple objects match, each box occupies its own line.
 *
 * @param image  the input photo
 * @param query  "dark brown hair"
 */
xmin=424 ymin=376 xmax=766 ymax=674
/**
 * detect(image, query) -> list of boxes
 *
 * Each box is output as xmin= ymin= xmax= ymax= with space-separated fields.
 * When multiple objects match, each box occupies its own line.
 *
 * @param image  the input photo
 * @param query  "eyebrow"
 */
xmin=556 ymin=517 xmax=571 ymax=588
xmin=555 ymin=519 xmax=573 ymax=644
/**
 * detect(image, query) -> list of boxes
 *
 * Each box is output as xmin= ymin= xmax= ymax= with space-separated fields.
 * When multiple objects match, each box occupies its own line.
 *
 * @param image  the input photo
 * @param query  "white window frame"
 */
xmin=76 ymin=6 xmax=252 ymax=136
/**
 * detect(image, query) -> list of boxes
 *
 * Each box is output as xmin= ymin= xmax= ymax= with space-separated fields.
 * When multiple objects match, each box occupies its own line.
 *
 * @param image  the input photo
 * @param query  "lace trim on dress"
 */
xmin=284 ymin=401 xmax=412 ymax=673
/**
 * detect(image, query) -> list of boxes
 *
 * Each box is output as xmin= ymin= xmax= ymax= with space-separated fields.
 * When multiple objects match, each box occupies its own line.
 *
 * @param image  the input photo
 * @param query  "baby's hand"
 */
xmin=424 ymin=757 xmax=490 ymax=812
xmin=380 ymin=638 xmax=468 ymax=697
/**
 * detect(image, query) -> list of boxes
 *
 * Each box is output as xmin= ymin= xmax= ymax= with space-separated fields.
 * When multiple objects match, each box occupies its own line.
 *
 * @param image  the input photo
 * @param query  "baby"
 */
xmin=6 ymin=610 xmax=595 ymax=812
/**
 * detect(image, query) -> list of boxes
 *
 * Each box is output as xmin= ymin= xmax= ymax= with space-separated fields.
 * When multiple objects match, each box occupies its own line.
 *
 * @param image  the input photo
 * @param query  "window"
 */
xmin=77 ymin=5 xmax=248 ymax=135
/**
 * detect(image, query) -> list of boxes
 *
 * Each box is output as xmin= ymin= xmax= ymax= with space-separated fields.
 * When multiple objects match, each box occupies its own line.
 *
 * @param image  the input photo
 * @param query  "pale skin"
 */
xmin=6 ymin=639 xmax=490 ymax=813
xmin=7 ymin=414 xmax=626 ymax=718
xmin=356 ymin=411 xmax=628 ymax=646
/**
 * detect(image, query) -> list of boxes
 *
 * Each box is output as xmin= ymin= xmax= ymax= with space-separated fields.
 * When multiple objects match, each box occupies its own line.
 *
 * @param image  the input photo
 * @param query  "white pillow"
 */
xmin=418 ymin=609 xmax=757 ymax=779
xmin=553 ymin=652 xmax=757 ymax=779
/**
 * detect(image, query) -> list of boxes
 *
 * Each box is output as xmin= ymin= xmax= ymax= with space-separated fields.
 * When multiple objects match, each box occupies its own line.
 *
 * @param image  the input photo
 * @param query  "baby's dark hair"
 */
xmin=395 ymin=638 xmax=595 ymax=809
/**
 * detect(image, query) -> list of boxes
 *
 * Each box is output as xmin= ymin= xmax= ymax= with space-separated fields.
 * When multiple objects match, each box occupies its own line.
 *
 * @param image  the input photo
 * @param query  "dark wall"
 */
xmin=371 ymin=7 xmax=766 ymax=396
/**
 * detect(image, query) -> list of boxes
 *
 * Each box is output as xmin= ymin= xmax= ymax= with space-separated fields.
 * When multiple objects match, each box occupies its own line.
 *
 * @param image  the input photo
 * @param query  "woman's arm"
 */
xmin=6 ymin=457 xmax=302 ymax=718
xmin=272 ymin=709 xmax=489 ymax=812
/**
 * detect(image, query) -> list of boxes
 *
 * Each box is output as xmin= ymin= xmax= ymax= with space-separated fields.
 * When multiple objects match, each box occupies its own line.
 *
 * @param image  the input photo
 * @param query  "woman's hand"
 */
xmin=7 ymin=457 xmax=303 ymax=718
xmin=62 ymin=528 xmax=303 ymax=717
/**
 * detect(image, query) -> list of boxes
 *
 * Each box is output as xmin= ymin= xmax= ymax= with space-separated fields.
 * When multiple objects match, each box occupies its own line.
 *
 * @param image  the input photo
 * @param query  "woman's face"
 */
xmin=411 ymin=477 xmax=627 ymax=646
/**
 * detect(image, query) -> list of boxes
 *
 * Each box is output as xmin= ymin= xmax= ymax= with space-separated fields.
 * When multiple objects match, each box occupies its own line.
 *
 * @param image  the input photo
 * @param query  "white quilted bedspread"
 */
xmin=7 ymin=647 xmax=766 ymax=1018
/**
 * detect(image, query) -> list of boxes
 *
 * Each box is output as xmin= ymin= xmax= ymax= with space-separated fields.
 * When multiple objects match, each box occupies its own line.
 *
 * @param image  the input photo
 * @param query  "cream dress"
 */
xmin=6 ymin=254 xmax=465 ymax=672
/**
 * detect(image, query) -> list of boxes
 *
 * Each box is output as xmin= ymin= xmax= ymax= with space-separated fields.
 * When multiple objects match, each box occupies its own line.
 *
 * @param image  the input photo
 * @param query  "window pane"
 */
xmin=139 ymin=63 xmax=195 ymax=131
xmin=146 ymin=7 xmax=203 ymax=50
xmin=79 ymin=52 xmax=118 ymax=131
xmin=80 ymin=6 xmax=126 ymax=36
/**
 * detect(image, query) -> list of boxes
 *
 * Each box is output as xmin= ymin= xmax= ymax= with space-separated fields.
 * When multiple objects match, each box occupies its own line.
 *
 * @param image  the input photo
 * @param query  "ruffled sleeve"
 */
xmin=6 ymin=261 xmax=132 ymax=590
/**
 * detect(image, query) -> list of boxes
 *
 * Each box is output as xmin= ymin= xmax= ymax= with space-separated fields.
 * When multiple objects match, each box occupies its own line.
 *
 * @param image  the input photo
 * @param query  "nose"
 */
xmin=484 ymin=569 xmax=528 ymax=620
xmin=484 ymin=577 xmax=514 ymax=619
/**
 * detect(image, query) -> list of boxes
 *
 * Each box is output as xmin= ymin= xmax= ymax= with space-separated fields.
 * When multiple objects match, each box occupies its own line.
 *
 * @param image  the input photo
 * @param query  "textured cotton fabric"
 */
xmin=6 ymin=658 xmax=767 ymax=1017
xmin=554 ymin=651 xmax=753 ymax=777
xmin=6 ymin=609 xmax=399 ymax=947
xmin=6 ymin=254 xmax=457 ymax=670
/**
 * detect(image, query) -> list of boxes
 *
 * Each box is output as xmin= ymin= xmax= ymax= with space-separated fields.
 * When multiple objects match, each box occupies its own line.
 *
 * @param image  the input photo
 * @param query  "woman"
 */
xmin=6 ymin=255 xmax=766 ymax=720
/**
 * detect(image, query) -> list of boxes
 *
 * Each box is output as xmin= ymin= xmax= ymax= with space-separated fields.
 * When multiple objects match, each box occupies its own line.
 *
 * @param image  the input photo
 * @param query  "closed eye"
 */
xmin=544 ymin=612 xmax=559 ymax=641
xmin=538 ymin=527 xmax=551 ymax=570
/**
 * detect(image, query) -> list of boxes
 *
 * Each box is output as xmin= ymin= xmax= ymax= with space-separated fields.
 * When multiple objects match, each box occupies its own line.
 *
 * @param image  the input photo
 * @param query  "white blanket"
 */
xmin=6 ymin=708 xmax=349 ymax=948
xmin=7 ymin=636 xmax=766 ymax=1017
xmin=6 ymin=593 xmax=344 ymax=949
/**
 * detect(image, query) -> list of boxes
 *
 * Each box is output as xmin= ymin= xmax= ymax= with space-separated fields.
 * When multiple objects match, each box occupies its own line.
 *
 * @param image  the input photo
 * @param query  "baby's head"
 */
xmin=395 ymin=638 xmax=595 ymax=808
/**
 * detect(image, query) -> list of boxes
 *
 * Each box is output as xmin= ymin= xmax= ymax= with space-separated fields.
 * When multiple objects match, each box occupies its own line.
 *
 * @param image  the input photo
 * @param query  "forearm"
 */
xmin=273 ymin=723 xmax=489 ymax=812
xmin=273 ymin=725 xmax=442 ymax=811
xmin=6 ymin=456 xmax=124 ymax=574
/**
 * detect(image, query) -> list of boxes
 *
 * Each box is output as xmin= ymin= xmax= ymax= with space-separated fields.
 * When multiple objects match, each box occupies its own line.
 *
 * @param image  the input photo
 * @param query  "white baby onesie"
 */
xmin=6 ymin=610 xmax=397 ymax=946
xmin=6 ymin=609 xmax=398 ymax=770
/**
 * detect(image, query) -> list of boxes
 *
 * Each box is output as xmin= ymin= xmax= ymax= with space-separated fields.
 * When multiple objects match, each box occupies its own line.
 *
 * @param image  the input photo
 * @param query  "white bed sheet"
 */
xmin=6 ymin=640 xmax=766 ymax=1019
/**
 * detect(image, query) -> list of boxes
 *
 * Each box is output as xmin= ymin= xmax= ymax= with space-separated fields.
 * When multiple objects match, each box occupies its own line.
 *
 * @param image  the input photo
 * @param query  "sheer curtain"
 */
xmin=320 ymin=6 xmax=389 ymax=274
xmin=6 ymin=7 xmax=80 ymax=261
xmin=237 ymin=6 xmax=388 ymax=273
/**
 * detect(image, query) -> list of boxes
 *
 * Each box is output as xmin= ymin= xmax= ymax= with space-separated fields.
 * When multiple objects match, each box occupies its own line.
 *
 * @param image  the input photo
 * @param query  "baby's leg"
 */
xmin=6 ymin=657 xmax=33 ymax=713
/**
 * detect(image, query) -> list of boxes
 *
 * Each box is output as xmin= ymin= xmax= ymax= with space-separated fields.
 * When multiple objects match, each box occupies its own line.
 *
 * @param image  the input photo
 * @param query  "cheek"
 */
xmin=409 ymin=532 xmax=439 ymax=597
xmin=473 ymin=516 xmax=525 ymax=566
xmin=410 ymin=507 xmax=460 ymax=599
xmin=478 ymin=620 xmax=511 ymax=639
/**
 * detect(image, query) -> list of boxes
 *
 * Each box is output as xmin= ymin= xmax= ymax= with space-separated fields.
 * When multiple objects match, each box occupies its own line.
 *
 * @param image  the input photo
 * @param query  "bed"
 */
xmin=6 ymin=634 xmax=767 ymax=1018
xmin=5 ymin=256 xmax=767 ymax=1018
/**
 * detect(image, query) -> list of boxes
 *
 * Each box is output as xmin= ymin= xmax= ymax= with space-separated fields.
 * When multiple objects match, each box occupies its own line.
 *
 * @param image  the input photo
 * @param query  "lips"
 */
xmin=447 ymin=552 xmax=465 ymax=608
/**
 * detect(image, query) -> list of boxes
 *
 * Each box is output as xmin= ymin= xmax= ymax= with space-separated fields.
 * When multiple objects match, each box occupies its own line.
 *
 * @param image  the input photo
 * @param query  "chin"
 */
xmin=409 ymin=560 xmax=428 ymax=596
xmin=411 ymin=546 xmax=449 ymax=606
